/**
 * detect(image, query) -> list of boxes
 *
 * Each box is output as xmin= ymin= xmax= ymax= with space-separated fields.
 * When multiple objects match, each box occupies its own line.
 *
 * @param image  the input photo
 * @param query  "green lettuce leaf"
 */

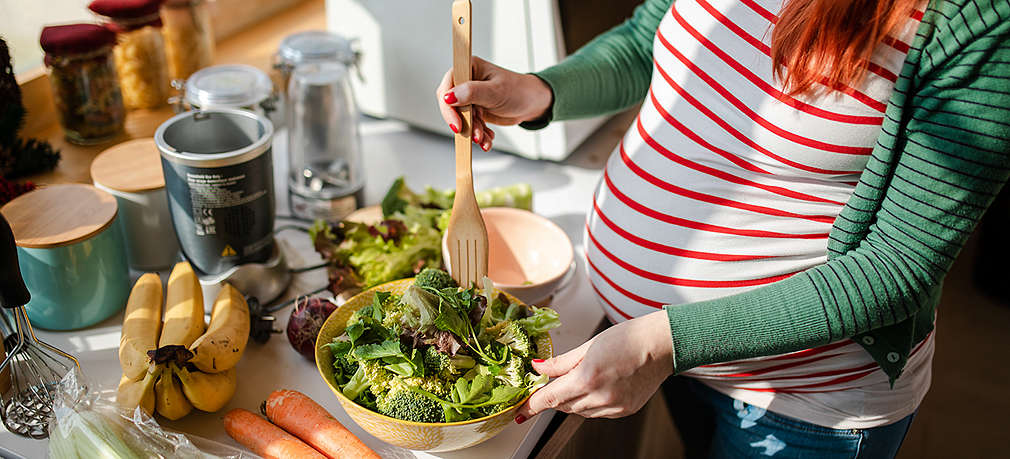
xmin=353 ymin=339 xmax=404 ymax=361
xmin=518 ymin=306 xmax=562 ymax=337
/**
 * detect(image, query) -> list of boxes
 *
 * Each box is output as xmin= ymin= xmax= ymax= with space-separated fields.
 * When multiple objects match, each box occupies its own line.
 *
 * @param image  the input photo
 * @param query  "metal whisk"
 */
xmin=0 ymin=213 xmax=80 ymax=439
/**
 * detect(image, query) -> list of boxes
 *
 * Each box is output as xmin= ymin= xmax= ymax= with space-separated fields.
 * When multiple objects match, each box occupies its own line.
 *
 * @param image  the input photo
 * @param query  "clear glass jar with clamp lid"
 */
xmin=173 ymin=64 xmax=280 ymax=126
xmin=273 ymin=30 xmax=360 ymax=95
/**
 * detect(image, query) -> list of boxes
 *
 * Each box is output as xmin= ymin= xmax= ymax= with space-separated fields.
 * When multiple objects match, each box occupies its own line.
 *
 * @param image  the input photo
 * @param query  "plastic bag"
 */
xmin=47 ymin=369 xmax=255 ymax=458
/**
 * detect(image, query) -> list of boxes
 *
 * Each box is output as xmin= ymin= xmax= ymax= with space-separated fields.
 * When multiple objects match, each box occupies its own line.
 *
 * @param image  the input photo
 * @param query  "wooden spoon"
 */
xmin=443 ymin=0 xmax=488 ymax=288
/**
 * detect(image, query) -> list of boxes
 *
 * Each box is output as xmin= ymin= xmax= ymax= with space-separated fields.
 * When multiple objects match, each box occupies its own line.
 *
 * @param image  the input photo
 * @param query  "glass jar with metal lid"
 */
xmin=39 ymin=24 xmax=126 ymax=145
xmin=273 ymin=30 xmax=359 ymax=95
xmin=161 ymin=0 xmax=214 ymax=81
xmin=175 ymin=64 xmax=279 ymax=125
xmin=88 ymin=0 xmax=170 ymax=109
xmin=286 ymin=61 xmax=364 ymax=221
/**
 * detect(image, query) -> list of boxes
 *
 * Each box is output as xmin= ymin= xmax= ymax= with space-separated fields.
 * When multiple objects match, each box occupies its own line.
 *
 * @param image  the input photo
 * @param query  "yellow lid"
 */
xmin=90 ymin=138 xmax=165 ymax=193
xmin=1 ymin=184 xmax=118 ymax=248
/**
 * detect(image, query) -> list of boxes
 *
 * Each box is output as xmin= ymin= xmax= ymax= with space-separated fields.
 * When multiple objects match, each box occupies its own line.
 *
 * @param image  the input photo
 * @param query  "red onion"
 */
xmin=287 ymin=296 xmax=338 ymax=360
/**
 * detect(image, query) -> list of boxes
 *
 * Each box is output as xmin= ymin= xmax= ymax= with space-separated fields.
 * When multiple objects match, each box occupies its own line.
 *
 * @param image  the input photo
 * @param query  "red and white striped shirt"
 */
xmin=586 ymin=0 xmax=932 ymax=428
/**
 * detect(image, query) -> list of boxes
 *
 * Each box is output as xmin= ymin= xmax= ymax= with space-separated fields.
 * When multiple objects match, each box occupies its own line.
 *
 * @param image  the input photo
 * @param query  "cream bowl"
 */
xmin=481 ymin=207 xmax=574 ymax=305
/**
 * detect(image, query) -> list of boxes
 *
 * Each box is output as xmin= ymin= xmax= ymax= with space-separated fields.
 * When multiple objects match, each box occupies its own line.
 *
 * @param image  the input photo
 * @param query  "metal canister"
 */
xmin=154 ymin=109 xmax=276 ymax=275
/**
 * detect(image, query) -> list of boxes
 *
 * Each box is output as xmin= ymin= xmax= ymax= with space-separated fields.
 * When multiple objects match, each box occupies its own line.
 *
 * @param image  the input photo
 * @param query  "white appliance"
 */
xmin=325 ymin=0 xmax=637 ymax=161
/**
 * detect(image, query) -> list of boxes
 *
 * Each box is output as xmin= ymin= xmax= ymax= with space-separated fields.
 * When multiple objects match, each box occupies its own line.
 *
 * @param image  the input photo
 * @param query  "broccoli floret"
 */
xmin=496 ymin=355 xmax=526 ymax=387
xmin=415 ymin=268 xmax=457 ymax=291
xmin=495 ymin=321 xmax=532 ymax=358
xmin=349 ymin=304 xmax=375 ymax=326
xmin=360 ymin=360 xmax=395 ymax=396
xmin=380 ymin=310 xmax=404 ymax=330
xmin=380 ymin=300 xmax=412 ymax=330
xmin=423 ymin=347 xmax=476 ymax=378
xmin=335 ymin=354 xmax=359 ymax=384
xmin=341 ymin=365 xmax=373 ymax=401
xmin=423 ymin=346 xmax=449 ymax=374
xmin=479 ymin=403 xmax=512 ymax=417
xmin=376 ymin=384 xmax=446 ymax=423
xmin=401 ymin=374 xmax=450 ymax=397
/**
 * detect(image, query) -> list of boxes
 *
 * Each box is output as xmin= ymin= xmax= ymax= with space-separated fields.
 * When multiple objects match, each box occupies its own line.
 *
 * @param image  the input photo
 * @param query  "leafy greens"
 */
xmin=326 ymin=272 xmax=560 ymax=423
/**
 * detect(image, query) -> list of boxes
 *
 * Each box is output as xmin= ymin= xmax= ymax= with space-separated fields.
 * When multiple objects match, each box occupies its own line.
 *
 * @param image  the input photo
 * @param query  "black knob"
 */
xmin=0 ymin=213 xmax=30 ymax=308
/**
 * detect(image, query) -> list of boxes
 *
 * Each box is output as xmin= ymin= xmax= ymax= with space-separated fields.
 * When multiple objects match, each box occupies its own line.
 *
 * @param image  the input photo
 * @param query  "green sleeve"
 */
xmin=521 ymin=0 xmax=672 ymax=128
xmin=664 ymin=4 xmax=1010 ymax=373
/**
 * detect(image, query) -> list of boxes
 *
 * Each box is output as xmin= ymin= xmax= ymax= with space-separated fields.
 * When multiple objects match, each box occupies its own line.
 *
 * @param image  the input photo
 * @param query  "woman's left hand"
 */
xmin=515 ymin=310 xmax=675 ymax=422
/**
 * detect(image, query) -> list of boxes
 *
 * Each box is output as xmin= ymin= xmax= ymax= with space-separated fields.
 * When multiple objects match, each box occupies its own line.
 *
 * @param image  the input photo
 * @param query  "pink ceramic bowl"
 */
xmin=481 ymin=207 xmax=573 ymax=305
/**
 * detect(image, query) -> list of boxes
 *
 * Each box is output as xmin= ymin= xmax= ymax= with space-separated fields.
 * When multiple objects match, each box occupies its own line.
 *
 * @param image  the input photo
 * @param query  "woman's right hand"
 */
xmin=436 ymin=56 xmax=554 ymax=151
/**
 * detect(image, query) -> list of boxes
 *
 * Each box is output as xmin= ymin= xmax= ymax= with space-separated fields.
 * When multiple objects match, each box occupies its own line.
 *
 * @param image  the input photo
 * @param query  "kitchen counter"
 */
xmin=2 ymin=103 xmax=636 ymax=458
xmin=4 ymin=0 xmax=639 ymax=454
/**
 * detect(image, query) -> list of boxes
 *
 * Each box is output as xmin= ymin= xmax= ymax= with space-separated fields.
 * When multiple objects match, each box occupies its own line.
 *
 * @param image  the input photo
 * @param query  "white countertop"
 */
xmin=0 ymin=113 xmax=630 ymax=458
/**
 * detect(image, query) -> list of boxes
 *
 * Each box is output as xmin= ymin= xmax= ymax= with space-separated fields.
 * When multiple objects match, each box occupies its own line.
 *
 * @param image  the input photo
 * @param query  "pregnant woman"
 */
xmin=437 ymin=0 xmax=1009 ymax=457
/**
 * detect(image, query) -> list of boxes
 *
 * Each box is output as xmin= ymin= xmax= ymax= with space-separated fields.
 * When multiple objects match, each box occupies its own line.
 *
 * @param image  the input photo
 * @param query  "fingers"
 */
xmin=436 ymin=69 xmax=461 ymax=134
xmin=483 ymin=127 xmax=495 ymax=151
xmin=472 ymin=109 xmax=493 ymax=151
xmin=532 ymin=338 xmax=594 ymax=378
xmin=516 ymin=373 xmax=581 ymax=420
xmin=472 ymin=108 xmax=485 ymax=144
xmin=444 ymin=80 xmax=500 ymax=112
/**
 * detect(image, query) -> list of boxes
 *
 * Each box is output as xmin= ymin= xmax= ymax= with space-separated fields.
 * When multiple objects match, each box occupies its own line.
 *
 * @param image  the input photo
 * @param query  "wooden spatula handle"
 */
xmin=452 ymin=0 xmax=473 ymax=188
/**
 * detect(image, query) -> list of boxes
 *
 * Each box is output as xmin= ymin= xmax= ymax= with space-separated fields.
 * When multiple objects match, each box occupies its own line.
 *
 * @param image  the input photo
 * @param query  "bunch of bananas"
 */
xmin=117 ymin=261 xmax=250 ymax=420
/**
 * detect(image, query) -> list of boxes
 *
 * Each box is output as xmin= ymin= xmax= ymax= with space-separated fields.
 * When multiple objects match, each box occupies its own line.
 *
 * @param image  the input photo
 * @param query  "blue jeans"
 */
xmin=661 ymin=376 xmax=916 ymax=458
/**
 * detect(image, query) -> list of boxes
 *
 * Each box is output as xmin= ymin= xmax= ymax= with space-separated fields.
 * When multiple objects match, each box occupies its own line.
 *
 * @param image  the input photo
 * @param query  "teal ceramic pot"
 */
xmin=1 ymin=184 xmax=130 ymax=330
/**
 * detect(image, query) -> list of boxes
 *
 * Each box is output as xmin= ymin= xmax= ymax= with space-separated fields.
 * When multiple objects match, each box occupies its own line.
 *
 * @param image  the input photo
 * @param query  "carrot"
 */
xmin=265 ymin=389 xmax=380 ymax=459
xmin=223 ymin=408 xmax=327 ymax=459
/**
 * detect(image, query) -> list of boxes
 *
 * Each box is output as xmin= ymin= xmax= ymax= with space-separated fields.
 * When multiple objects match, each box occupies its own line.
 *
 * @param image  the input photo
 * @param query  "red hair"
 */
xmin=772 ymin=0 xmax=919 ymax=95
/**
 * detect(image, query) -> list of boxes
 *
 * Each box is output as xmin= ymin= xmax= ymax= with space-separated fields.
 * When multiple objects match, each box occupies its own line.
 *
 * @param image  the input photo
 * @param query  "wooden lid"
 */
xmin=91 ymin=138 xmax=165 ymax=192
xmin=1 ymin=184 xmax=119 ymax=248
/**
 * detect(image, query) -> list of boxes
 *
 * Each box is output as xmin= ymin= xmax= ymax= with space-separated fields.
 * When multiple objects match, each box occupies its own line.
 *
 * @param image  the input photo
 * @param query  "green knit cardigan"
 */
xmin=526 ymin=0 xmax=1010 ymax=383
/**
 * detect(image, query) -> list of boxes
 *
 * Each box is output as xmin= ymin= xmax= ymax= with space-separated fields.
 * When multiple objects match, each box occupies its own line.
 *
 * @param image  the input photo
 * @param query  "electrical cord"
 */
xmin=263 ymin=284 xmax=329 ymax=314
xmin=273 ymin=224 xmax=310 ymax=235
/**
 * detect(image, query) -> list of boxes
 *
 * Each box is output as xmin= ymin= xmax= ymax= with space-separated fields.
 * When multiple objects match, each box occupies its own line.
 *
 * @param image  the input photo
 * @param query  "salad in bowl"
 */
xmin=316 ymin=269 xmax=560 ymax=451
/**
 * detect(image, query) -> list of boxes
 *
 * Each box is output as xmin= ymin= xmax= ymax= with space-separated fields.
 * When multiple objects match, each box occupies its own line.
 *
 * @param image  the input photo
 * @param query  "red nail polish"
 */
xmin=515 ymin=415 xmax=527 ymax=424
xmin=450 ymin=124 xmax=459 ymax=133
xmin=472 ymin=133 xmax=479 ymax=143
xmin=444 ymin=92 xmax=457 ymax=104
xmin=532 ymin=359 xmax=545 ymax=364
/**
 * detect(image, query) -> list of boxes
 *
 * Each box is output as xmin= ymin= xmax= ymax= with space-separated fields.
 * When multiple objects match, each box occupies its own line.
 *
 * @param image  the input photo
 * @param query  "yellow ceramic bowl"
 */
xmin=314 ymin=278 xmax=553 ymax=452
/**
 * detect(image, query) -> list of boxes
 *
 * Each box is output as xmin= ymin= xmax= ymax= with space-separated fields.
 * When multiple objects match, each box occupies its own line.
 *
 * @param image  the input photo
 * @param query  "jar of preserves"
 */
xmin=161 ymin=0 xmax=214 ymax=81
xmin=89 ymin=0 xmax=170 ymax=109
xmin=40 ymin=24 xmax=126 ymax=145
